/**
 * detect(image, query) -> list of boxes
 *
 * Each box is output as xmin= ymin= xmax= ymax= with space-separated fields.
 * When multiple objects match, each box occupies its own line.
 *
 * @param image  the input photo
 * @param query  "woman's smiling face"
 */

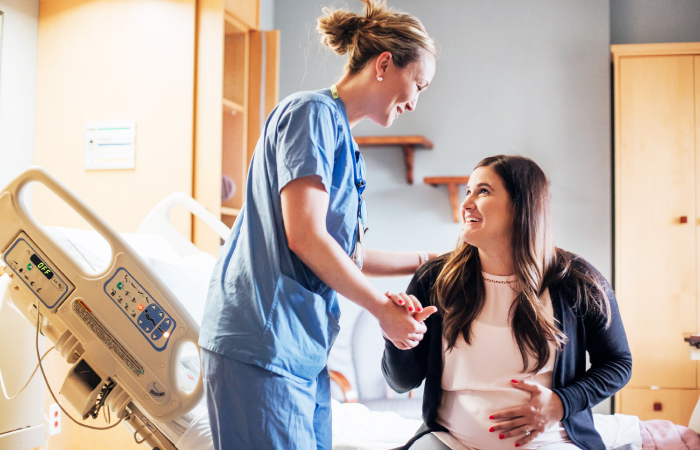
xmin=459 ymin=166 xmax=514 ymax=251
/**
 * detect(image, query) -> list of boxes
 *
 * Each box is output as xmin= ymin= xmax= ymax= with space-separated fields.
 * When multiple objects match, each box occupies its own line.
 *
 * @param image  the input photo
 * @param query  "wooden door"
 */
xmin=615 ymin=55 xmax=697 ymax=389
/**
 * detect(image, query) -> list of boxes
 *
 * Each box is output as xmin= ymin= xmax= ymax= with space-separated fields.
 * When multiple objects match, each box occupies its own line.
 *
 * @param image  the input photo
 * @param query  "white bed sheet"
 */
xmin=177 ymin=398 xmax=643 ymax=450
xmin=331 ymin=405 xmax=643 ymax=450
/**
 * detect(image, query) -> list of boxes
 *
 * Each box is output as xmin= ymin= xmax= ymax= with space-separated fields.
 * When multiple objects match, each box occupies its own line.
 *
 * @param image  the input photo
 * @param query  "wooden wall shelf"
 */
xmin=424 ymin=176 xmax=470 ymax=223
xmin=354 ymin=135 xmax=433 ymax=184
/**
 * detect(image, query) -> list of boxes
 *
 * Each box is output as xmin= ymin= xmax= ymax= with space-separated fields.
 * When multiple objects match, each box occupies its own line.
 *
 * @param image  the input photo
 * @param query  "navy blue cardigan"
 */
xmin=382 ymin=256 xmax=632 ymax=450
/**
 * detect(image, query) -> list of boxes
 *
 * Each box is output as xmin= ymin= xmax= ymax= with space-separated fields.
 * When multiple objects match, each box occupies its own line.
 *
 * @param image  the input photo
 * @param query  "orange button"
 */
xmin=137 ymin=304 xmax=144 ymax=311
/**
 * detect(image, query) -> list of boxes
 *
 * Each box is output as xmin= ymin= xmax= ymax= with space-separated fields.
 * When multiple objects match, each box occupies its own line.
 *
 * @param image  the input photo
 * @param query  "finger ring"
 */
xmin=525 ymin=429 xmax=531 ymax=436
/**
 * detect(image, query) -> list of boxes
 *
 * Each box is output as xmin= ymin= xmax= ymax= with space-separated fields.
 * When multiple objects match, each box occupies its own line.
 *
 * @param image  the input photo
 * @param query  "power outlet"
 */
xmin=49 ymin=403 xmax=61 ymax=436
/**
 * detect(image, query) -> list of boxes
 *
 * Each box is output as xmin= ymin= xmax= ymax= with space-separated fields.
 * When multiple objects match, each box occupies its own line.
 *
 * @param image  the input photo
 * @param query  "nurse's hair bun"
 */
xmin=317 ymin=0 xmax=435 ymax=74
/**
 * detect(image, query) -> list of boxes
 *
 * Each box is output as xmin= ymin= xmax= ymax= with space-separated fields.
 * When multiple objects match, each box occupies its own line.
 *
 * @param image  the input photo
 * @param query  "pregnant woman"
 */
xmin=382 ymin=155 xmax=632 ymax=450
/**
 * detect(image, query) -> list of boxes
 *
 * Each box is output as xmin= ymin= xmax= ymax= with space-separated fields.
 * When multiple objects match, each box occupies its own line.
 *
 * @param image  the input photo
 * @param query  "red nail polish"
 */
xmin=489 ymin=427 xmax=494 ymax=432
xmin=499 ymin=435 xmax=504 ymax=440
xmin=489 ymin=415 xmax=495 ymax=420
xmin=515 ymin=444 xmax=520 ymax=448
xmin=408 ymin=307 xmax=414 ymax=312
xmin=399 ymin=300 xmax=404 ymax=305
xmin=511 ymin=379 xmax=518 ymax=383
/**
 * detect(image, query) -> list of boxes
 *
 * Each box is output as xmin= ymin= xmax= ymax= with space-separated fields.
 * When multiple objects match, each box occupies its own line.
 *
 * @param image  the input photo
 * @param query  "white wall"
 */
xmin=275 ymin=0 xmax=612 ymax=291
xmin=0 ymin=0 xmax=38 ymax=188
xmin=0 ymin=2 xmax=43 ymax=444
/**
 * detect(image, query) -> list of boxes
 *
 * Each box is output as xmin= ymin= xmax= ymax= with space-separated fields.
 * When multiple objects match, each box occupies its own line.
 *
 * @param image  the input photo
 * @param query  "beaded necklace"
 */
xmin=482 ymin=277 xmax=517 ymax=285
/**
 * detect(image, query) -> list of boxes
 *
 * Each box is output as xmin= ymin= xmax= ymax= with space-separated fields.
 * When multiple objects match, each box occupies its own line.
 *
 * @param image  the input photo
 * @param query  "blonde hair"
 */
xmin=317 ymin=0 xmax=436 ymax=74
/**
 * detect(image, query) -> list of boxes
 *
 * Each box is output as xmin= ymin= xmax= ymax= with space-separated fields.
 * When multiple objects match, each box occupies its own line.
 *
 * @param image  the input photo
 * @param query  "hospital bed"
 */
xmin=0 ymin=167 xmax=221 ymax=450
xmin=0 ymin=166 xmax=423 ymax=450
xmin=0 ymin=166 xmax=698 ymax=450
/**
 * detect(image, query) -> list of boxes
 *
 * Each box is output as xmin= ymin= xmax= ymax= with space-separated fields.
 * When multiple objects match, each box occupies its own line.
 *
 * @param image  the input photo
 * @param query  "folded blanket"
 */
xmin=640 ymin=420 xmax=700 ymax=450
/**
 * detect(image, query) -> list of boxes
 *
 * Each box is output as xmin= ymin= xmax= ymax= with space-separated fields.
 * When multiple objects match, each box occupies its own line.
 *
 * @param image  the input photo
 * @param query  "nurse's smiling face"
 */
xmin=369 ymin=48 xmax=435 ymax=127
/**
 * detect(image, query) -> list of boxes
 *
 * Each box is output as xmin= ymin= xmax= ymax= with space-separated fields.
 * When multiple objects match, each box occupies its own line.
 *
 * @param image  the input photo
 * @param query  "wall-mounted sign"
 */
xmin=84 ymin=120 xmax=136 ymax=170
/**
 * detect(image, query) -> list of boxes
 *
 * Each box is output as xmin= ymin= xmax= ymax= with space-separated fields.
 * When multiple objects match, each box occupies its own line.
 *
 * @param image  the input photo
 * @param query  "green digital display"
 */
xmin=30 ymin=254 xmax=54 ymax=280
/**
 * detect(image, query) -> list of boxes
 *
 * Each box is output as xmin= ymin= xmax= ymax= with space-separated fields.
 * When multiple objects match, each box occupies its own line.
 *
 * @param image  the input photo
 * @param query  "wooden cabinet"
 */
xmin=619 ymin=389 xmax=700 ymax=424
xmin=612 ymin=43 xmax=700 ymax=425
xmin=193 ymin=1 xmax=279 ymax=255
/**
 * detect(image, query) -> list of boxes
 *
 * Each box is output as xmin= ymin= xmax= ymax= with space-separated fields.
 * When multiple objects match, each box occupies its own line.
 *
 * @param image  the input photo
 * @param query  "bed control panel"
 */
xmin=1 ymin=167 xmax=203 ymax=422
xmin=104 ymin=268 xmax=176 ymax=352
xmin=2 ymin=233 xmax=74 ymax=310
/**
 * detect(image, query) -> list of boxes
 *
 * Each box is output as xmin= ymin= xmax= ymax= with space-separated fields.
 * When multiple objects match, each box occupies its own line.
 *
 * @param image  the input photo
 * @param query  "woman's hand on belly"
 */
xmin=488 ymin=379 xmax=565 ymax=447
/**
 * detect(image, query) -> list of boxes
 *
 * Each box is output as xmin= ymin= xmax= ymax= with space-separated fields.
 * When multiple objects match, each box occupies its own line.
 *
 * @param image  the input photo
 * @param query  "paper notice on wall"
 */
xmin=84 ymin=120 xmax=136 ymax=170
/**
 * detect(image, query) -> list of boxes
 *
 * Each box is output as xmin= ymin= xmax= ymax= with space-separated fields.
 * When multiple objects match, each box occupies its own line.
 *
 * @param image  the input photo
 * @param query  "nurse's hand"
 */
xmin=376 ymin=297 xmax=437 ymax=350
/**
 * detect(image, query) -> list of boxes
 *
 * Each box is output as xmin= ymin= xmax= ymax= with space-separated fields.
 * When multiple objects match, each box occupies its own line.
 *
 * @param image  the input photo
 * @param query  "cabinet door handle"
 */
xmin=680 ymin=216 xmax=688 ymax=224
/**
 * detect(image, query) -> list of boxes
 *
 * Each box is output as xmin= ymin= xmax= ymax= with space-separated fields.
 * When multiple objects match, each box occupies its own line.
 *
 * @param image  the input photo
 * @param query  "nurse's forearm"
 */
xmin=291 ymin=231 xmax=391 ymax=316
xmin=362 ymin=249 xmax=422 ymax=277
xmin=281 ymin=177 xmax=431 ymax=348
xmin=291 ymin=228 xmax=435 ymax=346
xmin=280 ymin=176 xmax=389 ymax=316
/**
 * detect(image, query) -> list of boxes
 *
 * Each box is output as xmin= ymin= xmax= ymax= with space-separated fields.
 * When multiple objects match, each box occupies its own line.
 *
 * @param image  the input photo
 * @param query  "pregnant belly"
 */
xmin=438 ymin=389 xmax=568 ymax=450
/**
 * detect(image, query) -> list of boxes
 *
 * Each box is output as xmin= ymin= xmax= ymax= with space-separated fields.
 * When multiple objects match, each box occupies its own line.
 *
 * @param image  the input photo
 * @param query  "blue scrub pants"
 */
xmin=201 ymin=348 xmax=332 ymax=450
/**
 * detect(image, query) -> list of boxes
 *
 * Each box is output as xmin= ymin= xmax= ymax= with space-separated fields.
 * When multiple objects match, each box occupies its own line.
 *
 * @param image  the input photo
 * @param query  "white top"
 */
xmin=435 ymin=272 xmax=571 ymax=450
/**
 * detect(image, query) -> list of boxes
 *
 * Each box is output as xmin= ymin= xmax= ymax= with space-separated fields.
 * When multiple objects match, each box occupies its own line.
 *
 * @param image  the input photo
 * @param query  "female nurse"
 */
xmin=198 ymin=1 xmax=438 ymax=449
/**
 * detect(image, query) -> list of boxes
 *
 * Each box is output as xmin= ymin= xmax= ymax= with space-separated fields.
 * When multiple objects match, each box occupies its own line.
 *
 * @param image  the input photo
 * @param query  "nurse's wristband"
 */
xmin=417 ymin=251 xmax=429 ymax=266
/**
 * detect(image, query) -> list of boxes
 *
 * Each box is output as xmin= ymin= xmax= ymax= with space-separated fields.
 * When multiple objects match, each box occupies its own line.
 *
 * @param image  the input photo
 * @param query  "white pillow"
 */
xmin=351 ymin=310 xmax=388 ymax=401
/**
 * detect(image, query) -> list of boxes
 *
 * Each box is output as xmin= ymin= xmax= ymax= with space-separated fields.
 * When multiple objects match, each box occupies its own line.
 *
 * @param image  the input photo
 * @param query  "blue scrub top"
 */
xmin=199 ymin=88 xmax=366 ymax=383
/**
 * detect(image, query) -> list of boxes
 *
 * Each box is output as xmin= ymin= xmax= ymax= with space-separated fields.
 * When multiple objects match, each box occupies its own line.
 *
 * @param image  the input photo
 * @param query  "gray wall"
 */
xmin=275 ymin=0 xmax=612 ymax=296
xmin=611 ymin=0 xmax=700 ymax=44
xmin=0 ymin=0 xmax=38 ymax=189
xmin=260 ymin=0 xmax=274 ymax=30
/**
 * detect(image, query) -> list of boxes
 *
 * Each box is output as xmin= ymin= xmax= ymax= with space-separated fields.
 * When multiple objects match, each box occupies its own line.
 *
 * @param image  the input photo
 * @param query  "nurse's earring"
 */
xmin=377 ymin=76 xmax=383 ymax=81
